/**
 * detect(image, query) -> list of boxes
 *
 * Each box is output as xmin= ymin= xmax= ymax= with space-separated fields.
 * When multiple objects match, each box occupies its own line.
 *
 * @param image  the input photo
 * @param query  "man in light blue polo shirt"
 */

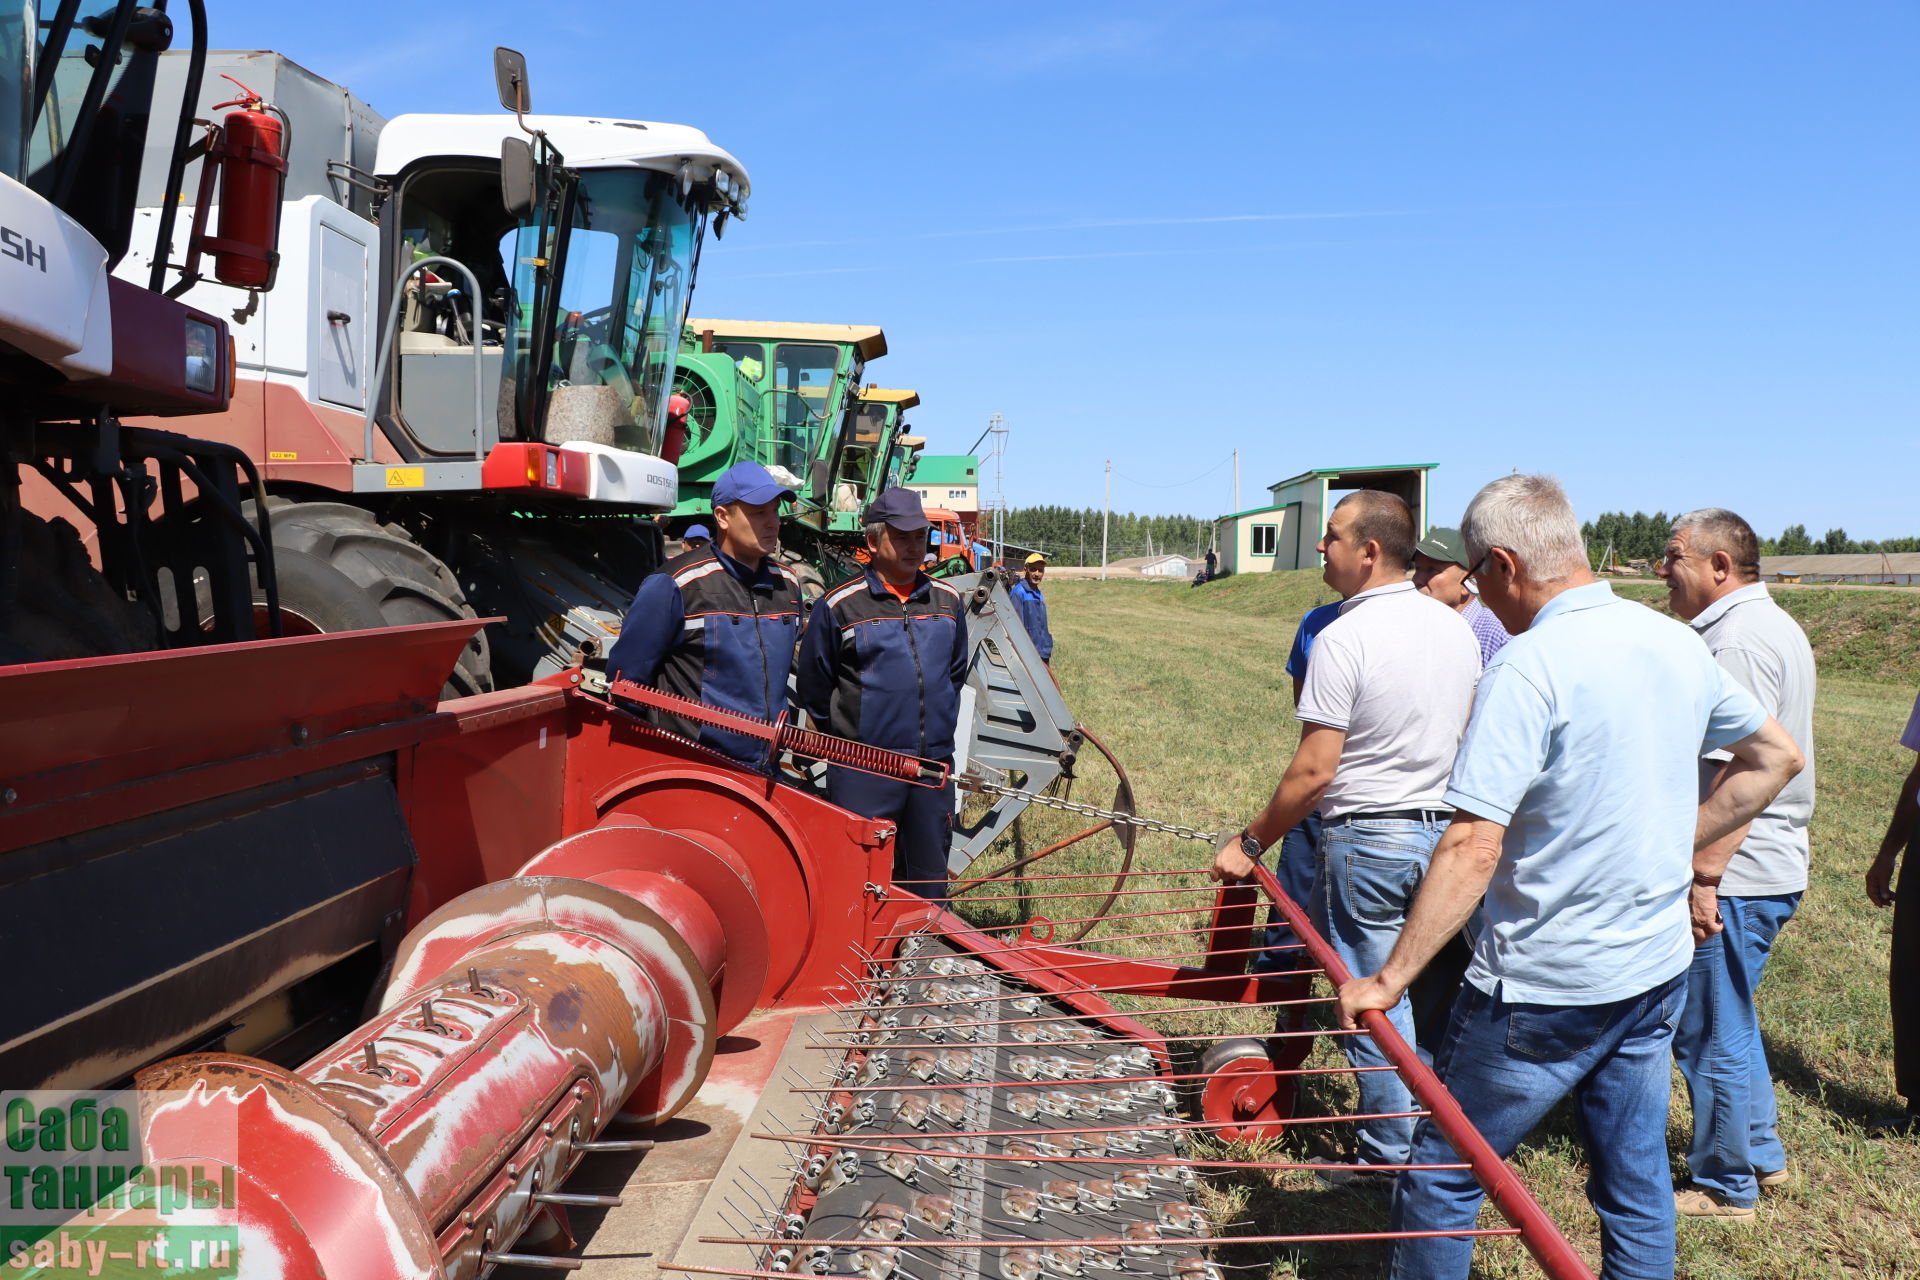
xmin=1337 ymin=475 xmax=1804 ymax=1280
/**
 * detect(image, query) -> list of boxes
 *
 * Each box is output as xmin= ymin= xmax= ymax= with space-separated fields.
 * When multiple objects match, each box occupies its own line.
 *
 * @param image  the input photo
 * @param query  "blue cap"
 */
xmin=681 ymin=523 xmax=712 ymax=542
xmin=861 ymin=487 xmax=930 ymax=532
xmin=712 ymin=461 xmax=795 ymax=509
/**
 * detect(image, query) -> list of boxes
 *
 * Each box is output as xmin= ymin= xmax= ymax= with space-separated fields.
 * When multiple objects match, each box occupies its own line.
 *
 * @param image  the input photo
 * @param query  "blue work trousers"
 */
xmin=1251 ymin=812 xmax=1323 ymax=975
xmin=1311 ymin=814 xmax=1448 ymax=1165
xmin=825 ymin=765 xmax=955 ymax=906
xmin=1390 ymin=973 xmax=1688 ymax=1280
xmin=1672 ymin=891 xmax=1800 ymax=1206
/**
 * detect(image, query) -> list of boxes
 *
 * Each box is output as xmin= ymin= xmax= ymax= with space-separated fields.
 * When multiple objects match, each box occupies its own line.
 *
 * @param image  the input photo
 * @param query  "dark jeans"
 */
xmin=826 ymin=765 xmax=955 ymax=906
xmin=1896 ymin=826 xmax=1920 ymax=1107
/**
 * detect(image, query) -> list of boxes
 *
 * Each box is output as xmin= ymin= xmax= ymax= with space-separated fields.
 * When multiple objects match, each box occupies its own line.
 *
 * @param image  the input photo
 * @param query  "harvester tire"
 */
xmin=248 ymin=499 xmax=493 ymax=699
xmin=775 ymin=548 xmax=826 ymax=601
xmin=0 ymin=510 xmax=156 ymax=663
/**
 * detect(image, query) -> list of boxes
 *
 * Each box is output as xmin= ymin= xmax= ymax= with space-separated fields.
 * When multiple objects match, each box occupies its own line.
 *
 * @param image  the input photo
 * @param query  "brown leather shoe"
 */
xmin=1675 ymin=1187 xmax=1757 ymax=1220
xmin=1755 ymin=1167 xmax=1792 ymax=1189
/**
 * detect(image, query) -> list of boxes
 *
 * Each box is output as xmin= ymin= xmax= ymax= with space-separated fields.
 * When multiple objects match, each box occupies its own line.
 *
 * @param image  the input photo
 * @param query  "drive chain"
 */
xmin=956 ymin=776 xmax=1221 ymax=844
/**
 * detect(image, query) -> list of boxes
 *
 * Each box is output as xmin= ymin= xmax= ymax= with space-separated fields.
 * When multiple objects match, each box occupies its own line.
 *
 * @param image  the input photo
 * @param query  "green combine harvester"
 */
xmin=670 ymin=319 xmax=898 ymax=592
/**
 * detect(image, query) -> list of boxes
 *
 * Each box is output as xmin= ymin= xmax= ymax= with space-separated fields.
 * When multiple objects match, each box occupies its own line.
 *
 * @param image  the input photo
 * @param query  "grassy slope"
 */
xmin=953 ymin=572 xmax=1920 ymax=1279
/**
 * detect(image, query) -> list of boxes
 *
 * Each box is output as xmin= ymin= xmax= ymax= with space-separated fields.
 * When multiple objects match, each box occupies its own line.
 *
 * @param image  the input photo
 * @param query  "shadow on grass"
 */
xmin=1766 ymin=1033 xmax=1906 ymax=1128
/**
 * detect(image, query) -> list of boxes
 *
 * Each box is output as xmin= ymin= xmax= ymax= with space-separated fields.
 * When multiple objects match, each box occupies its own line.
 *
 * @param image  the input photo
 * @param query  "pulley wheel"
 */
xmin=1196 ymin=1036 xmax=1296 ymax=1142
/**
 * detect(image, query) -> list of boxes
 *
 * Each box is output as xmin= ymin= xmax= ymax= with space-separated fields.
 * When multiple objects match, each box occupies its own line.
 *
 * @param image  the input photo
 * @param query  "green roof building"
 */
xmin=1213 ymin=463 xmax=1437 ymax=574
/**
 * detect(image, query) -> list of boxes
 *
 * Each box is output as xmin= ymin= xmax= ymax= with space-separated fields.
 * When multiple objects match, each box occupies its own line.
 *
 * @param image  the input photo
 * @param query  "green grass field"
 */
xmin=951 ymin=571 xmax=1920 ymax=1279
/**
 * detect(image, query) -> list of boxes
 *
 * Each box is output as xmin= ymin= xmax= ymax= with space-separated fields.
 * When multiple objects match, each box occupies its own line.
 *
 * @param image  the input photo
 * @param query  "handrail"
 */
xmin=1250 ymin=862 xmax=1596 ymax=1280
xmin=360 ymin=256 xmax=487 ymax=465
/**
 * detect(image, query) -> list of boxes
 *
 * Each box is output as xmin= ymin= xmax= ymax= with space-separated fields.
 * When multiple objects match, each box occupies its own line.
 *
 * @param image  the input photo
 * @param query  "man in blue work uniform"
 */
xmin=799 ymin=488 xmax=970 ymax=903
xmin=606 ymin=461 xmax=805 ymax=771
xmin=1009 ymin=553 xmax=1053 ymax=664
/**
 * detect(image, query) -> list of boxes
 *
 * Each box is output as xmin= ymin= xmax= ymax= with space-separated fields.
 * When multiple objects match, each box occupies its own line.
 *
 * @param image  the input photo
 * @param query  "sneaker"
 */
xmin=1309 ymin=1158 xmax=1398 ymax=1191
xmin=1674 ymin=1187 xmax=1756 ymax=1220
xmin=1755 ymin=1167 xmax=1792 ymax=1189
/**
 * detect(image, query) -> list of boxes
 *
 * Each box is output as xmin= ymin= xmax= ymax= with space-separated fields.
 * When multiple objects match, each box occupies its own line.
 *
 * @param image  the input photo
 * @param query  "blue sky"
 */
xmin=210 ymin=1 xmax=1917 ymax=537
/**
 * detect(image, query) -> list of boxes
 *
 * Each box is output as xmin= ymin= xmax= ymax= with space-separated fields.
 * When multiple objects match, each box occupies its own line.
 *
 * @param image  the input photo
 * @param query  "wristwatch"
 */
xmin=1237 ymin=830 xmax=1263 ymax=861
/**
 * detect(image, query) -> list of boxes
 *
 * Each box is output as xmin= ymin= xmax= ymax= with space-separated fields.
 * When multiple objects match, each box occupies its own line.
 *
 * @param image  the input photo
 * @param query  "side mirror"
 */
xmin=500 ymin=137 xmax=536 ymax=220
xmin=493 ymin=47 xmax=531 ymax=114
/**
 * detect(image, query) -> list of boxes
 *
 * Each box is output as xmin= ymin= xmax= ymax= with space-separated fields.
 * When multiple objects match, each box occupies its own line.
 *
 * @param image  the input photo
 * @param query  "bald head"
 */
xmin=1334 ymin=490 xmax=1415 ymax=570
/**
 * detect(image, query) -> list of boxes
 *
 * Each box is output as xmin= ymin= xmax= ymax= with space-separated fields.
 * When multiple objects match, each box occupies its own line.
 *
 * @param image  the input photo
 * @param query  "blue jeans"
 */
xmin=1673 ymin=891 xmax=1800 ymax=1206
xmin=1312 ymin=814 xmax=1447 ymax=1165
xmin=1390 ymin=972 xmax=1688 ymax=1280
xmin=1251 ymin=812 xmax=1323 ymax=974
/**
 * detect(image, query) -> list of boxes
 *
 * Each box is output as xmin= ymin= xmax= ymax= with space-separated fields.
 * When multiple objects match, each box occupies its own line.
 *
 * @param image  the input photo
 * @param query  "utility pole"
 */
xmin=1078 ymin=513 xmax=1085 ymax=567
xmin=1101 ymin=460 xmax=1111 ymax=582
xmin=1232 ymin=449 xmax=1240 ymax=514
xmin=986 ymin=412 xmax=1007 ymax=567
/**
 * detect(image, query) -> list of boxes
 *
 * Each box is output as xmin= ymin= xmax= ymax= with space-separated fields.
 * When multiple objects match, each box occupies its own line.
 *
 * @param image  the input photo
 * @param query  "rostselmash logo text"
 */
xmin=0 ymin=227 xmax=49 ymax=274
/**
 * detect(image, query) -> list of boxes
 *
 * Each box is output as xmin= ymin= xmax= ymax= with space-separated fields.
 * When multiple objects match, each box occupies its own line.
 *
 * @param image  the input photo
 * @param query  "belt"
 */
xmin=1337 ymin=807 xmax=1453 ymax=823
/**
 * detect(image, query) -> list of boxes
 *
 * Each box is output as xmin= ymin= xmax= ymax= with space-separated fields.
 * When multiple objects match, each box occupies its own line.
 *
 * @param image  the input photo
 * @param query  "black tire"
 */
xmin=0 ymin=510 xmax=156 ymax=663
xmin=775 ymin=548 xmax=826 ymax=601
xmin=248 ymin=499 xmax=492 ymax=699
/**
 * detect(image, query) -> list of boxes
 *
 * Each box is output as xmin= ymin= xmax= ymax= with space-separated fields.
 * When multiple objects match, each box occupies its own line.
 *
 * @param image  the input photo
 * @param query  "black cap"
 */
xmin=861 ymin=487 xmax=931 ymax=532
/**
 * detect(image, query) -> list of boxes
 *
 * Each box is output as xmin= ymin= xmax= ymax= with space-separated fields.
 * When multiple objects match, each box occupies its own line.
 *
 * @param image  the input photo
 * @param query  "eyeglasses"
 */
xmin=1467 ymin=547 xmax=1503 ymax=579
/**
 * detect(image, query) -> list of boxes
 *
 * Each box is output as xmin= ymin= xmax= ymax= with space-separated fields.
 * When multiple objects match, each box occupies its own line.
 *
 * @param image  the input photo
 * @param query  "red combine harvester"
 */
xmin=3 ymin=10 xmax=1596 ymax=1279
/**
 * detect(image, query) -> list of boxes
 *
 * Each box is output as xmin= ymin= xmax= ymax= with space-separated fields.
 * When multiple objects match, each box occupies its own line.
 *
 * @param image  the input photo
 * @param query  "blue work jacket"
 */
xmin=606 ymin=546 xmax=804 ymax=767
xmin=797 ymin=570 xmax=970 ymax=761
xmin=1009 ymin=579 xmax=1053 ymax=663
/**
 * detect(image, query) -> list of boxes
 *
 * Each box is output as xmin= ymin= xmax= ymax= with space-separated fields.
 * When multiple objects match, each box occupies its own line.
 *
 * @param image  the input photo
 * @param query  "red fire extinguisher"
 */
xmin=662 ymin=392 xmax=693 ymax=463
xmin=205 ymin=75 xmax=288 ymax=289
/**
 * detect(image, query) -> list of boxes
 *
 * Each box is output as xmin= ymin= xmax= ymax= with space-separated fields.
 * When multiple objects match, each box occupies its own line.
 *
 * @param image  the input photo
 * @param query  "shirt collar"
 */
xmin=1528 ymin=578 xmax=1616 ymax=628
xmin=865 ymin=568 xmax=931 ymax=601
xmin=715 ymin=547 xmax=780 ymax=590
xmin=1337 ymin=579 xmax=1417 ymax=615
xmin=1688 ymin=581 xmax=1771 ymax=632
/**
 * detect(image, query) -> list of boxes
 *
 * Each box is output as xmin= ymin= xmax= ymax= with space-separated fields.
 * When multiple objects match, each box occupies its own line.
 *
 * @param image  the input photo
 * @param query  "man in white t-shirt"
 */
xmin=1212 ymin=489 xmax=1480 ymax=1180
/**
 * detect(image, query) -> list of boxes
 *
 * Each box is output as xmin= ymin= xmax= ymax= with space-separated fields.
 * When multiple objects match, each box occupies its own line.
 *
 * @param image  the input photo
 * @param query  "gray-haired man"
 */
xmin=1658 ymin=507 xmax=1816 ymax=1220
xmin=1339 ymin=475 xmax=1803 ymax=1279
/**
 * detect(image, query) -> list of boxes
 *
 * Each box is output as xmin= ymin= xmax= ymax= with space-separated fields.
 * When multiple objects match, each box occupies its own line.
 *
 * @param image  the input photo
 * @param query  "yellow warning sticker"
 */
xmin=385 ymin=467 xmax=426 ymax=489
xmin=268 ymin=451 xmax=298 ymax=461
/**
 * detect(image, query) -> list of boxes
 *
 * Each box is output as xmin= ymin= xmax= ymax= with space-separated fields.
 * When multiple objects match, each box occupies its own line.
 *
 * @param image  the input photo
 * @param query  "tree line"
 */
xmin=1582 ymin=511 xmax=1920 ymax=566
xmin=994 ymin=506 xmax=1214 ymax=567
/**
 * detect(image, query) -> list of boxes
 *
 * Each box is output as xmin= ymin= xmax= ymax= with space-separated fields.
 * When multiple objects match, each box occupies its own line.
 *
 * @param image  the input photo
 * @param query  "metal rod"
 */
xmin=699 ymin=1228 xmax=1522 ymax=1250
xmin=483 ymin=1253 xmax=584 ymax=1270
xmin=948 ymin=818 xmax=1115 ymax=895
xmin=1250 ymin=864 xmax=1596 ymax=1280
xmin=842 ymin=974 xmax=1334 ymax=1016
xmin=785 ymin=1063 xmax=1392 ymax=1096
xmin=949 ymin=882 xmax=1229 ymax=904
xmin=534 ymin=1192 xmax=623 ymax=1207
xmin=858 ymin=937 xmax=1306 ymax=983
xmin=802 ymin=1023 xmax=1344 ymax=1052
xmin=822 ymin=991 xmax=1333 ymax=1035
xmin=749 ymin=1134 xmax=1474 ymax=1173
xmin=758 ymin=1108 xmax=1427 ymax=1141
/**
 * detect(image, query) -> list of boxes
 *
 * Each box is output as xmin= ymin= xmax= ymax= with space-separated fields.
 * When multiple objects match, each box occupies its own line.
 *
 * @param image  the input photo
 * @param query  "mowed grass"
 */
xmin=950 ymin=571 xmax=1920 ymax=1279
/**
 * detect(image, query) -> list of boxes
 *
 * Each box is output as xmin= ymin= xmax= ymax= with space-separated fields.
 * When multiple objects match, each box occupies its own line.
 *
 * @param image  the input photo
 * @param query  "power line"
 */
xmin=1111 ymin=453 xmax=1235 ymax=490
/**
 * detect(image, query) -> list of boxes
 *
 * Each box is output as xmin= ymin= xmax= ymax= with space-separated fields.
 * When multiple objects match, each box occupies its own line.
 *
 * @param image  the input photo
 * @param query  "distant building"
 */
xmin=1103 ymin=554 xmax=1195 ymax=578
xmin=1214 ymin=463 xmax=1436 ymax=574
xmin=906 ymin=455 xmax=979 ymax=532
xmin=1758 ymin=553 xmax=1920 ymax=585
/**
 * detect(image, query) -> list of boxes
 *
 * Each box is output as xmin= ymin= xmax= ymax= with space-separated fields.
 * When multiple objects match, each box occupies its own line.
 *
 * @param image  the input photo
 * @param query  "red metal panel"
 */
xmin=400 ymin=684 xmax=572 ymax=924
xmin=0 ymin=621 xmax=478 ymax=852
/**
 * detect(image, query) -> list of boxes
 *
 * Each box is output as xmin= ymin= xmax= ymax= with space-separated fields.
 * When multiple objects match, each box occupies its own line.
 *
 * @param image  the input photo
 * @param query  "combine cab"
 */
xmin=35 ymin=47 xmax=752 ymax=690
